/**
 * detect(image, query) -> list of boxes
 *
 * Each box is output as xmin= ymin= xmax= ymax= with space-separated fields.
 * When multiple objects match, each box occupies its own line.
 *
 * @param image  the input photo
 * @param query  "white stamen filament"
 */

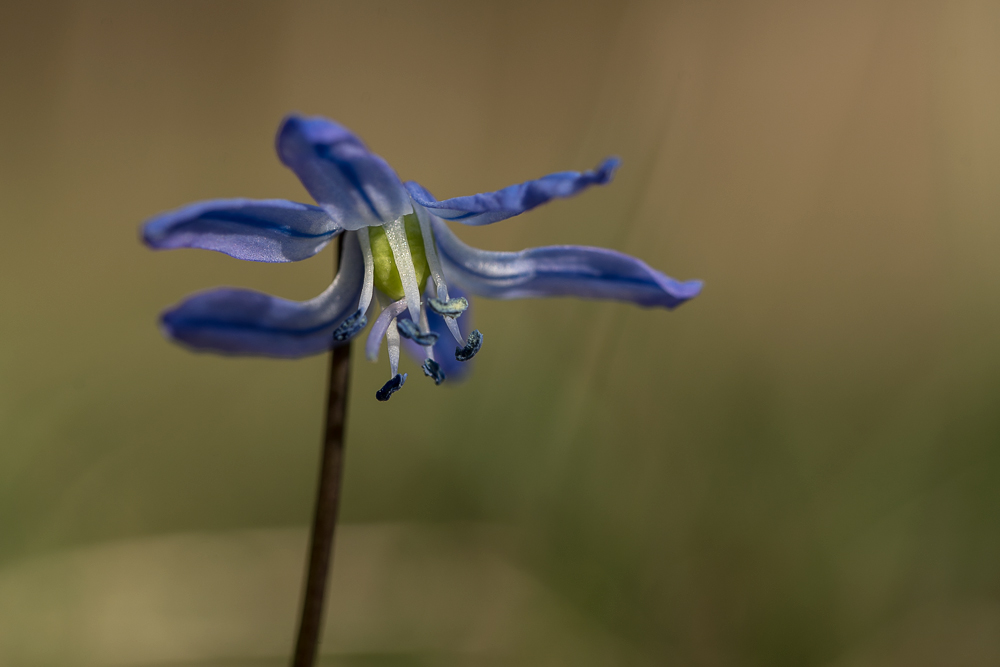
xmin=414 ymin=205 xmax=465 ymax=345
xmin=382 ymin=216 xmax=423 ymax=325
xmin=414 ymin=204 xmax=449 ymax=301
xmin=356 ymin=226 xmax=375 ymax=315
xmin=419 ymin=304 xmax=435 ymax=361
xmin=443 ymin=310 xmax=465 ymax=346
xmin=386 ymin=317 xmax=401 ymax=377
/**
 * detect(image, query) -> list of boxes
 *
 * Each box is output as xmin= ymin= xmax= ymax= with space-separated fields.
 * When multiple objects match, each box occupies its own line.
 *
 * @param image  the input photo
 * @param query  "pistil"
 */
xmin=382 ymin=216 xmax=423 ymax=324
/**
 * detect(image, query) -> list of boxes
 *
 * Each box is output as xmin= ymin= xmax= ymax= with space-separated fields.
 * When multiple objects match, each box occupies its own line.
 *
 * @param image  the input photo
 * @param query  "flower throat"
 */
xmin=369 ymin=213 xmax=430 ymax=301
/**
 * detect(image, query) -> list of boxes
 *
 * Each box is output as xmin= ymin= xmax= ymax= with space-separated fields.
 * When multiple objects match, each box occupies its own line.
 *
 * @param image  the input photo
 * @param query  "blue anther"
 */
xmin=427 ymin=296 xmax=469 ymax=317
xmin=396 ymin=318 xmax=439 ymax=346
xmin=455 ymin=329 xmax=483 ymax=362
xmin=422 ymin=358 xmax=445 ymax=385
xmin=375 ymin=373 xmax=406 ymax=401
xmin=332 ymin=309 xmax=367 ymax=341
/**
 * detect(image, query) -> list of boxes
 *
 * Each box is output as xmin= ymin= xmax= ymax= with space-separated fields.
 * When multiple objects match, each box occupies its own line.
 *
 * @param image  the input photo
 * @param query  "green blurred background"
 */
xmin=2 ymin=1 xmax=1000 ymax=665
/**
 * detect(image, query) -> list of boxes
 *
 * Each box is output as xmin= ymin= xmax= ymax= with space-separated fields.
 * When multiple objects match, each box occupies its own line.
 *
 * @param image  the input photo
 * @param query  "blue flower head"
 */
xmin=143 ymin=115 xmax=702 ymax=400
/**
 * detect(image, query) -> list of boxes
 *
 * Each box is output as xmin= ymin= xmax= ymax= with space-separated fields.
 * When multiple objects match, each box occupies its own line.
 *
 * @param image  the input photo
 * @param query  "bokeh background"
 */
xmin=2 ymin=1 xmax=1000 ymax=665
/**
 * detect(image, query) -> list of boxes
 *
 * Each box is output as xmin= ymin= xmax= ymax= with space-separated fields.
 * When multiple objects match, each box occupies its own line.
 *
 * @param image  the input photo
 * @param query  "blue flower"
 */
xmin=143 ymin=115 xmax=702 ymax=401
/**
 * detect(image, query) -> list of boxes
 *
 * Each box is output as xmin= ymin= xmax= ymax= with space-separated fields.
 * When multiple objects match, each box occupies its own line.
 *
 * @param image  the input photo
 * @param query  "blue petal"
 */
xmin=405 ymin=157 xmax=620 ymax=227
xmin=400 ymin=285 xmax=476 ymax=381
xmin=276 ymin=114 xmax=411 ymax=230
xmin=161 ymin=232 xmax=365 ymax=357
xmin=142 ymin=198 xmax=340 ymax=262
xmin=432 ymin=218 xmax=702 ymax=308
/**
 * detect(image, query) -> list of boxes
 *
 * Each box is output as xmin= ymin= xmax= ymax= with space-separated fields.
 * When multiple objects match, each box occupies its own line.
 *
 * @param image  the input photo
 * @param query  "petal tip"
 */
xmin=157 ymin=306 xmax=205 ymax=353
xmin=140 ymin=223 xmax=160 ymax=249
xmin=276 ymin=113 xmax=363 ymax=164
xmin=140 ymin=210 xmax=175 ymax=250
xmin=595 ymin=157 xmax=621 ymax=184
xmin=660 ymin=278 xmax=703 ymax=309
xmin=158 ymin=308 xmax=177 ymax=339
xmin=679 ymin=279 xmax=704 ymax=299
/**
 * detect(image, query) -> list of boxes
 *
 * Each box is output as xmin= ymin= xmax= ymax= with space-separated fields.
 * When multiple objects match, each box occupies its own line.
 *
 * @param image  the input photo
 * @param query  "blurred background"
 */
xmin=2 ymin=1 xmax=999 ymax=665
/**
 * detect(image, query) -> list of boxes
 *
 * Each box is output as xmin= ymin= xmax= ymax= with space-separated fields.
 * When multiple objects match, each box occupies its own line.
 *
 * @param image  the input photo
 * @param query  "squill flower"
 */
xmin=143 ymin=115 xmax=702 ymax=400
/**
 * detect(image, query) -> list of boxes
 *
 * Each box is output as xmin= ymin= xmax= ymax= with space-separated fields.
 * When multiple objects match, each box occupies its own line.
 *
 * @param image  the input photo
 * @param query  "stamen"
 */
xmin=444 ymin=316 xmax=465 ymax=345
xmin=387 ymin=314 xmax=401 ymax=376
xmin=455 ymin=329 xmax=483 ymax=361
xmin=382 ymin=216 xmax=423 ymax=324
xmin=414 ymin=204 xmax=450 ymax=301
xmin=397 ymin=318 xmax=439 ymax=346
xmin=422 ymin=359 xmax=445 ymax=385
xmin=419 ymin=304 xmax=435 ymax=361
xmin=332 ymin=309 xmax=367 ymax=341
xmin=414 ymin=204 xmax=465 ymax=345
xmin=365 ymin=298 xmax=407 ymax=361
xmin=427 ymin=296 xmax=468 ymax=317
xmin=376 ymin=373 xmax=406 ymax=401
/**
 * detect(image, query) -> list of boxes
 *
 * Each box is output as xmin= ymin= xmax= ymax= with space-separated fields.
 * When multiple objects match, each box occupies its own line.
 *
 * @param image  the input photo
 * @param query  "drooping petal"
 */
xmin=276 ymin=114 xmax=411 ymax=230
xmin=400 ymin=285 xmax=476 ymax=381
xmin=160 ymin=232 xmax=366 ymax=357
xmin=404 ymin=157 xmax=620 ymax=227
xmin=142 ymin=198 xmax=340 ymax=262
xmin=432 ymin=218 xmax=702 ymax=308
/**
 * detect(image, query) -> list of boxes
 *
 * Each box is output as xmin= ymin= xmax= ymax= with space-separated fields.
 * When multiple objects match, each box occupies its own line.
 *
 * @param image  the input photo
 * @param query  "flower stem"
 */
xmin=291 ymin=237 xmax=352 ymax=667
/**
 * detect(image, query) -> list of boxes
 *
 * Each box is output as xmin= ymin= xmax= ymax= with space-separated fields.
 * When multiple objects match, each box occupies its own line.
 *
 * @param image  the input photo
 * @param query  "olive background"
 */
xmin=1 ymin=1 xmax=999 ymax=665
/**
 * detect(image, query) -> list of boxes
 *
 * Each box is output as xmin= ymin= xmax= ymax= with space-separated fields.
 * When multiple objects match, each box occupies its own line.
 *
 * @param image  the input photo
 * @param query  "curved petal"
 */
xmin=161 ymin=232 xmax=366 ymax=357
xmin=400 ymin=285 xmax=476 ymax=381
xmin=405 ymin=157 xmax=620 ymax=227
xmin=276 ymin=114 xmax=411 ymax=230
xmin=142 ymin=198 xmax=340 ymax=262
xmin=432 ymin=218 xmax=702 ymax=309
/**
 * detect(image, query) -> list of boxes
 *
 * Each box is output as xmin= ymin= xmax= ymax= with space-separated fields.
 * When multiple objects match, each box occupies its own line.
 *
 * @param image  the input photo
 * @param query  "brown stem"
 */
xmin=291 ymin=237 xmax=352 ymax=667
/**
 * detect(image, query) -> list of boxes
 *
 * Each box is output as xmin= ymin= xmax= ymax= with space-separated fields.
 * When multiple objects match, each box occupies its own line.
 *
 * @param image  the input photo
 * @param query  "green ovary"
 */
xmin=369 ymin=213 xmax=431 ymax=302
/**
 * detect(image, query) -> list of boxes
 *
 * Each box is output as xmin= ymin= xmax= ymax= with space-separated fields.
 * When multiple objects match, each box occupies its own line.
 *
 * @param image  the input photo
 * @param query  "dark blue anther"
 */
xmin=455 ymin=329 xmax=483 ymax=362
xmin=427 ymin=296 xmax=469 ymax=317
xmin=422 ymin=358 xmax=445 ymax=385
xmin=396 ymin=318 xmax=439 ymax=346
xmin=375 ymin=373 xmax=406 ymax=401
xmin=332 ymin=309 xmax=367 ymax=341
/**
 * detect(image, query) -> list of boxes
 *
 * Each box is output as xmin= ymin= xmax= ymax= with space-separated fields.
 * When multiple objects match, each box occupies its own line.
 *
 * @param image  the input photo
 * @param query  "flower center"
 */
xmin=369 ymin=213 xmax=430 ymax=301
xmin=359 ymin=208 xmax=484 ymax=401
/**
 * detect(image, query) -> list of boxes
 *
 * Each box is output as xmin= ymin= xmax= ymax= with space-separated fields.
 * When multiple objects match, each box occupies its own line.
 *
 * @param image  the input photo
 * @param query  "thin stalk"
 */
xmin=291 ymin=236 xmax=352 ymax=667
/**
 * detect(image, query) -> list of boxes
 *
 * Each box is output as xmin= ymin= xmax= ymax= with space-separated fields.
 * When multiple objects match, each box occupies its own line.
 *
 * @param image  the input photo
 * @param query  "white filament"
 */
xmin=386 ymin=317 xmax=401 ymax=376
xmin=419 ymin=304 xmax=435 ymax=361
xmin=415 ymin=203 xmax=449 ymax=301
xmin=443 ymin=312 xmax=465 ymax=346
xmin=356 ymin=226 xmax=375 ymax=315
xmin=414 ymin=205 xmax=465 ymax=345
xmin=382 ymin=216 xmax=422 ymax=324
